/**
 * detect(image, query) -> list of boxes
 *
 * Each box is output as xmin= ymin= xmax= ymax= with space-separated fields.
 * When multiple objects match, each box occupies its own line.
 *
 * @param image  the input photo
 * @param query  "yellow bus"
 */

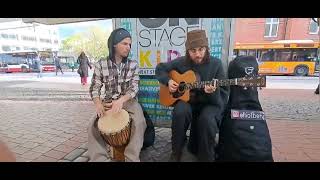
xmin=233 ymin=40 xmax=319 ymax=76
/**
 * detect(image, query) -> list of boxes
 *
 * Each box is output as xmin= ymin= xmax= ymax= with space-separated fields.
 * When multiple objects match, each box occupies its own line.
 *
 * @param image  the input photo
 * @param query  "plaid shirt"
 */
xmin=89 ymin=57 xmax=140 ymax=101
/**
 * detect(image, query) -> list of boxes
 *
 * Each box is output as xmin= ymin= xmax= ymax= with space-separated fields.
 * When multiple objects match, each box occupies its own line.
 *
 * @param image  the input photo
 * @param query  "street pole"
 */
xmin=314 ymin=18 xmax=320 ymax=90
xmin=317 ymin=18 xmax=320 ymax=89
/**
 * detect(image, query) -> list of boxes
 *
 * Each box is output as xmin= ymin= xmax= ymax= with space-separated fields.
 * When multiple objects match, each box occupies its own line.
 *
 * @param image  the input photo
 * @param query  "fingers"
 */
xmin=204 ymin=85 xmax=217 ymax=93
xmin=97 ymin=109 xmax=104 ymax=118
xmin=96 ymin=102 xmax=105 ymax=118
xmin=169 ymin=80 xmax=178 ymax=93
xmin=103 ymin=102 xmax=112 ymax=111
xmin=169 ymin=80 xmax=178 ymax=87
xmin=169 ymin=86 xmax=178 ymax=93
xmin=108 ymin=101 xmax=122 ymax=114
xmin=172 ymin=82 xmax=178 ymax=87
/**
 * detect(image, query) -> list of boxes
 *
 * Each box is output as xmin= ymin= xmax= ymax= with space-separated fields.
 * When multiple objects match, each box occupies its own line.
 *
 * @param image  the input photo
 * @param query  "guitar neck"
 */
xmin=186 ymin=79 xmax=237 ymax=89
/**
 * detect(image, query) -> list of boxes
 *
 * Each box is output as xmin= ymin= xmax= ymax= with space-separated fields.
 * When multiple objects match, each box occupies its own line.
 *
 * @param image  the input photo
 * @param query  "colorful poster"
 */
xmin=137 ymin=18 xmax=201 ymax=75
xmin=138 ymin=79 xmax=173 ymax=123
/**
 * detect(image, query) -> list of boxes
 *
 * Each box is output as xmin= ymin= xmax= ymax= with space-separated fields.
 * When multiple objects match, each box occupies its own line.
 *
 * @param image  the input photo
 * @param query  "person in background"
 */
xmin=77 ymin=52 xmax=92 ymax=85
xmin=54 ymin=53 xmax=64 ymax=75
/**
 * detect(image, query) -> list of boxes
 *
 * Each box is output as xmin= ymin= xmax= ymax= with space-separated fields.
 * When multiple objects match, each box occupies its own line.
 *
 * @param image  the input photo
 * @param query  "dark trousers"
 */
xmin=315 ymin=84 xmax=319 ymax=94
xmin=171 ymin=100 xmax=219 ymax=162
xmin=56 ymin=66 xmax=63 ymax=75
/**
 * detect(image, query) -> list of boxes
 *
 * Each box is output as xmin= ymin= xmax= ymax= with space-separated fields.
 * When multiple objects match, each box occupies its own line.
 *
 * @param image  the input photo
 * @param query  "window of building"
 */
xmin=8 ymin=34 xmax=17 ymax=40
xmin=309 ymin=19 xmax=319 ymax=34
xmin=2 ymin=45 xmax=11 ymax=52
xmin=23 ymin=46 xmax=30 ymax=50
xmin=1 ymin=34 xmax=9 ymax=39
xmin=264 ymin=18 xmax=279 ymax=37
xmin=40 ymin=38 xmax=52 ymax=43
xmin=22 ymin=36 xmax=36 ymax=41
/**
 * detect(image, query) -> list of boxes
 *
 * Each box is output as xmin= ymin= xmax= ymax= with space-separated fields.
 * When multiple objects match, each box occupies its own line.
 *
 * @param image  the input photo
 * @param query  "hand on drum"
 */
xmin=109 ymin=99 xmax=124 ymax=114
xmin=104 ymin=102 xmax=113 ymax=111
xmin=95 ymin=102 xmax=105 ymax=118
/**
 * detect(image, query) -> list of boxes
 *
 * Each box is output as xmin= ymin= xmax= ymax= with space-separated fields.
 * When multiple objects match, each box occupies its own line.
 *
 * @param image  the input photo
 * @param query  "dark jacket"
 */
xmin=155 ymin=56 xmax=229 ymax=119
xmin=77 ymin=54 xmax=92 ymax=77
xmin=54 ymin=57 xmax=61 ymax=67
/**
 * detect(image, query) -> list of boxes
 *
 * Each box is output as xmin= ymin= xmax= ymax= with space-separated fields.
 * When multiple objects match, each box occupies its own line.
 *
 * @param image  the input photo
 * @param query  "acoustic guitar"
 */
xmin=159 ymin=70 xmax=266 ymax=107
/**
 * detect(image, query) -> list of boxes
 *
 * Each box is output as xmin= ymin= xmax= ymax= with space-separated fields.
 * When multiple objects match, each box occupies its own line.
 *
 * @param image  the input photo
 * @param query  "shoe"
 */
xmin=180 ymin=145 xmax=197 ymax=162
xmin=168 ymin=152 xmax=181 ymax=162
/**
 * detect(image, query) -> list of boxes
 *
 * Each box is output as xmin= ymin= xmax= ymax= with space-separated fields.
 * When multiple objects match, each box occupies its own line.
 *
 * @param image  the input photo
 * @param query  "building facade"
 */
xmin=234 ymin=18 xmax=319 ymax=44
xmin=0 ymin=18 xmax=60 ymax=53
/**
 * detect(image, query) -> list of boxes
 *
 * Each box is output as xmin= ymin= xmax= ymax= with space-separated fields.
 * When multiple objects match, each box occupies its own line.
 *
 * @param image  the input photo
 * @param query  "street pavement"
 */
xmin=0 ymin=73 xmax=319 ymax=162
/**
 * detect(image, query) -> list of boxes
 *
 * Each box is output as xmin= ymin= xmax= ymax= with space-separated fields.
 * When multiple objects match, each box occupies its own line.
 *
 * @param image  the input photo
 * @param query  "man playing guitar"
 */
xmin=155 ymin=29 xmax=229 ymax=162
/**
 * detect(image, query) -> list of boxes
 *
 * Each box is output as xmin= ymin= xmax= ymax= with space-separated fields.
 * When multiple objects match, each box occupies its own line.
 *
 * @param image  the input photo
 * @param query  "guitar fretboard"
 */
xmin=185 ymin=79 xmax=237 ymax=89
xmin=184 ymin=76 xmax=266 ymax=89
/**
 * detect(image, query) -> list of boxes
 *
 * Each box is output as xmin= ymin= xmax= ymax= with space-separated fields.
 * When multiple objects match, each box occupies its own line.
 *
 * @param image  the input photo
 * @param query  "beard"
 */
xmin=193 ymin=57 xmax=204 ymax=64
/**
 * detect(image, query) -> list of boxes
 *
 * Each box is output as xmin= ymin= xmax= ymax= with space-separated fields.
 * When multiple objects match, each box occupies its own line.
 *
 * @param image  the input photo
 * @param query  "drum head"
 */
xmin=98 ymin=109 xmax=130 ymax=134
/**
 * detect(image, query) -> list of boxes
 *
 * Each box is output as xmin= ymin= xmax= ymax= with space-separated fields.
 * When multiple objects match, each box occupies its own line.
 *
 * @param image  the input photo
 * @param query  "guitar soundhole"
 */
xmin=171 ymin=82 xmax=186 ymax=98
xmin=178 ymin=82 xmax=186 ymax=93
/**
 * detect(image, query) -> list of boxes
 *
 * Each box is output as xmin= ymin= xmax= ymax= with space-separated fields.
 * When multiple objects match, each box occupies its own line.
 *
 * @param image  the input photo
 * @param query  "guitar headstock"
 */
xmin=237 ymin=75 xmax=266 ymax=87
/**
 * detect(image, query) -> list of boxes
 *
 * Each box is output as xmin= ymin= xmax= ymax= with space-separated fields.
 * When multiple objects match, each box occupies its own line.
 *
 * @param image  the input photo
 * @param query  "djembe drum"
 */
xmin=98 ymin=109 xmax=131 ymax=161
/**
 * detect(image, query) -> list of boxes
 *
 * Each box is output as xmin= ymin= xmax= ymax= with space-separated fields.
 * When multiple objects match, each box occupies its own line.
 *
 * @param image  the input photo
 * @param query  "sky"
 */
xmin=56 ymin=19 xmax=112 ymax=40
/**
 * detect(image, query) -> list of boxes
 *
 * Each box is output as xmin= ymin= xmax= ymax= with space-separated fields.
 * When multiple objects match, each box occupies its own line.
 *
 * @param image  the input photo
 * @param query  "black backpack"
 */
xmin=217 ymin=56 xmax=273 ymax=162
xmin=142 ymin=109 xmax=155 ymax=150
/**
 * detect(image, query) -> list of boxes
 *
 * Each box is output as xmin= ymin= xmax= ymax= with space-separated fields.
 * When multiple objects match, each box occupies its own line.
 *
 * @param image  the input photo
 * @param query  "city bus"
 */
xmin=233 ymin=40 xmax=319 ymax=76
xmin=57 ymin=52 xmax=79 ymax=70
xmin=0 ymin=50 xmax=56 ymax=73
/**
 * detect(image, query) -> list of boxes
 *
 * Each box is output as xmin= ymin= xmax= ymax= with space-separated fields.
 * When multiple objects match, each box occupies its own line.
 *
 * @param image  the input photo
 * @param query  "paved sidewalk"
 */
xmin=0 ymin=79 xmax=319 ymax=162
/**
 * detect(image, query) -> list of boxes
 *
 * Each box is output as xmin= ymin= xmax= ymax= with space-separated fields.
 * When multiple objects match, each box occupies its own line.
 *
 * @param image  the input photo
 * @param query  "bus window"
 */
xmin=260 ymin=50 xmax=275 ymax=61
xmin=292 ymin=48 xmax=317 ymax=62
xmin=248 ymin=49 xmax=256 ymax=57
xmin=239 ymin=50 xmax=247 ymax=56
xmin=275 ymin=49 xmax=292 ymax=62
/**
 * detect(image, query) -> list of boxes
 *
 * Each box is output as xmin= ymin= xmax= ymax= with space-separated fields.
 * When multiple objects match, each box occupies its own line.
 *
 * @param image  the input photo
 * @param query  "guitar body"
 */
xmin=159 ymin=70 xmax=197 ymax=107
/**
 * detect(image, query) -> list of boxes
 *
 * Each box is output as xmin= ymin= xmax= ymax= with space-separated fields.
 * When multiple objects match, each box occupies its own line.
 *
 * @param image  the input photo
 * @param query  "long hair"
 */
xmin=185 ymin=46 xmax=211 ymax=64
xmin=79 ymin=52 xmax=87 ymax=59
